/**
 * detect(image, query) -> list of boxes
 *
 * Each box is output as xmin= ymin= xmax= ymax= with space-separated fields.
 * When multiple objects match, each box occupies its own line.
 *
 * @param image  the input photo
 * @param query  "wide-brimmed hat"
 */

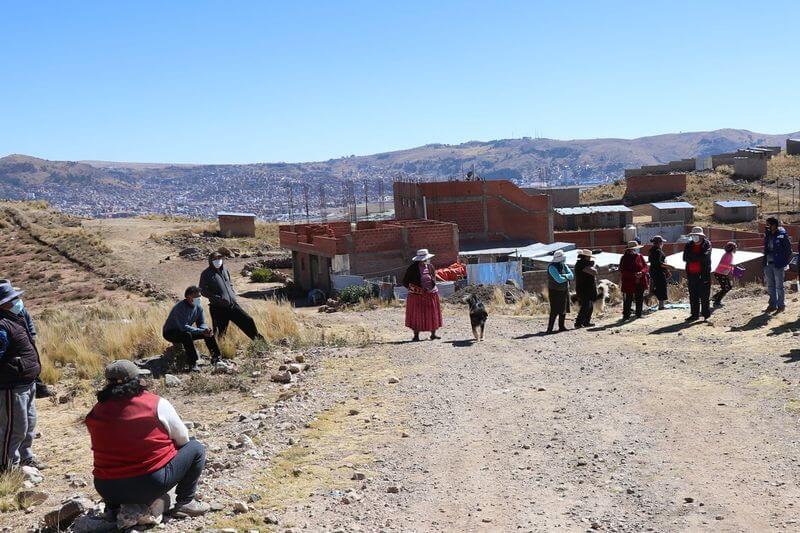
xmin=551 ymin=250 xmax=566 ymax=263
xmin=689 ymin=226 xmax=705 ymax=236
xmin=650 ymin=235 xmax=664 ymax=244
xmin=625 ymin=240 xmax=642 ymax=250
xmin=104 ymin=360 xmax=147 ymax=384
xmin=577 ymin=249 xmax=593 ymax=258
xmin=412 ymin=248 xmax=435 ymax=261
xmin=0 ymin=284 xmax=23 ymax=306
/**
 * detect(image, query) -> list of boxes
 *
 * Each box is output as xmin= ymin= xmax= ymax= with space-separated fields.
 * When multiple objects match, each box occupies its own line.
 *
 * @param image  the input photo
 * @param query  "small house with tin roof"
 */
xmin=648 ymin=201 xmax=695 ymax=224
xmin=713 ymin=200 xmax=757 ymax=223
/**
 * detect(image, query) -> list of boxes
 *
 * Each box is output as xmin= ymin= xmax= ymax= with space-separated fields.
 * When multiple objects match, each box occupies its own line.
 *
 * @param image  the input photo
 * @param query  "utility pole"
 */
xmin=285 ymin=183 xmax=295 ymax=229
xmin=302 ymin=183 xmax=310 ymax=224
xmin=319 ymin=184 xmax=328 ymax=223
xmin=363 ymin=179 xmax=369 ymax=217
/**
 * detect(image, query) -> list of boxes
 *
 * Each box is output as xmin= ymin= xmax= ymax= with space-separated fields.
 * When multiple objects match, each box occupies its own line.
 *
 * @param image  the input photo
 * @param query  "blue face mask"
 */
xmin=8 ymin=299 xmax=24 ymax=315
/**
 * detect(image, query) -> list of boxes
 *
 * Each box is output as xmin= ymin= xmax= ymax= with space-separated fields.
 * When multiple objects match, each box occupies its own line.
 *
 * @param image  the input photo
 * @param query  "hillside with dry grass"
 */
xmin=582 ymin=153 xmax=800 ymax=227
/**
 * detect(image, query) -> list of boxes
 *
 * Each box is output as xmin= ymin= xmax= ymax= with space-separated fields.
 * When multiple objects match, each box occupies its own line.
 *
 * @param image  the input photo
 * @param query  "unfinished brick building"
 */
xmin=393 ymin=180 xmax=553 ymax=244
xmin=279 ymin=219 xmax=459 ymax=292
xmin=623 ymin=174 xmax=687 ymax=204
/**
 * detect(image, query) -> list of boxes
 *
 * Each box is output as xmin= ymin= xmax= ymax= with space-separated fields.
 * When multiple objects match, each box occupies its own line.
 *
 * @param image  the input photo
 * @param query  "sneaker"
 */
xmin=21 ymin=457 xmax=47 ymax=470
xmin=585 ymin=322 xmax=596 ymax=327
xmin=172 ymin=499 xmax=210 ymax=517
xmin=35 ymin=382 xmax=55 ymax=399
xmin=429 ymin=333 xmax=441 ymax=340
xmin=775 ymin=307 xmax=786 ymax=314
xmin=685 ymin=315 xmax=699 ymax=322
xmin=764 ymin=306 xmax=777 ymax=313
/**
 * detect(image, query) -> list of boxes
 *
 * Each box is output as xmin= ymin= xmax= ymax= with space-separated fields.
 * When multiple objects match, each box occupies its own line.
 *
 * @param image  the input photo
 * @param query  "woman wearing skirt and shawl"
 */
xmin=402 ymin=249 xmax=443 ymax=342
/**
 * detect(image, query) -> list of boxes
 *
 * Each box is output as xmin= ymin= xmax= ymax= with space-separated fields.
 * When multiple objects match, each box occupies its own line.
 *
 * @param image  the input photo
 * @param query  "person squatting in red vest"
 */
xmin=85 ymin=360 xmax=210 ymax=518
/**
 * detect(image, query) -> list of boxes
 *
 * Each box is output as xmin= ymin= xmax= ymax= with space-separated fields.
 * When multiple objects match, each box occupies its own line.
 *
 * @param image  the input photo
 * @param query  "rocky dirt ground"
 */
xmin=6 ymin=287 xmax=800 ymax=532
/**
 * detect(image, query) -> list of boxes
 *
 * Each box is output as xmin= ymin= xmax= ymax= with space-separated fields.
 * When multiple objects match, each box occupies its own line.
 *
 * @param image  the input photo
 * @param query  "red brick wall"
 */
xmin=394 ymin=180 xmax=552 ymax=243
xmin=624 ymin=174 xmax=687 ymax=203
xmin=553 ymin=229 xmax=626 ymax=248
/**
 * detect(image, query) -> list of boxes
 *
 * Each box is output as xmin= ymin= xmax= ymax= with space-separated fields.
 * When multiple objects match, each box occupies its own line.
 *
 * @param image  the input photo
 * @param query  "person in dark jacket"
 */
xmin=620 ymin=241 xmax=649 ymax=320
xmin=573 ymin=250 xmax=598 ymax=328
xmin=763 ymin=217 xmax=793 ymax=313
xmin=683 ymin=226 xmax=713 ymax=322
xmin=546 ymin=250 xmax=574 ymax=334
xmin=402 ymin=249 xmax=443 ymax=341
xmin=0 ymin=284 xmax=42 ymax=473
xmin=199 ymin=252 xmax=262 ymax=340
xmin=163 ymin=286 xmax=222 ymax=371
xmin=647 ymin=236 xmax=670 ymax=310
xmin=0 ymin=280 xmax=53 ymax=399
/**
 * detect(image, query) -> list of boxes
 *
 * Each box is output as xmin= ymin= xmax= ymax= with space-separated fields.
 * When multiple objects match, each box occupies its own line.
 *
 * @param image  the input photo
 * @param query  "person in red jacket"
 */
xmin=619 ymin=241 xmax=649 ymax=320
xmin=85 ymin=360 xmax=209 ymax=518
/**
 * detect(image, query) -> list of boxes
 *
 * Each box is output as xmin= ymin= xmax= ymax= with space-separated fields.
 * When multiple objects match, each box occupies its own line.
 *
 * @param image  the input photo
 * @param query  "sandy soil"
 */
xmin=8 ymin=289 xmax=800 ymax=532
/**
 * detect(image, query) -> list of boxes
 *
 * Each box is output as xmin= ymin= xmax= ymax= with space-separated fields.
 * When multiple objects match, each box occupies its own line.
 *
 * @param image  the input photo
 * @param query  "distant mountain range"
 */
xmin=1 ymin=128 xmax=797 ymax=218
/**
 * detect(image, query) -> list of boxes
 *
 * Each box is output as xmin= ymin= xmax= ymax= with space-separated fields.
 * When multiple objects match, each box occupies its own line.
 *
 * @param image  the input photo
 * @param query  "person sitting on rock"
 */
xmin=163 ymin=286 xmax=222 ymax=370
xmin=85 ymin=360 xmax=209 ymax=518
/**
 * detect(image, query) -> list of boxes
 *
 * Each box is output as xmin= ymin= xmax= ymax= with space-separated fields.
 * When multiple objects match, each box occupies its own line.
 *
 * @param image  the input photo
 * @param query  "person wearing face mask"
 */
xmin=199 ymin=251 xmax=262 ymax=341
xmin=619 ymin=241 xmax=649 ymax=320
xmin=0 ymin=280 xmax=53 ymax=400
xmin=762 ymin=217 xmax=793 ymax=314
xmin=683 ymin=226 xmax=712 ymax=322
xmin=163 ymin=286 xmax=222 ymax=371
xmin=0 ymin=283 xmax=42 ymax=473
xmin=402 ymin=249 xmax=443 ymax=342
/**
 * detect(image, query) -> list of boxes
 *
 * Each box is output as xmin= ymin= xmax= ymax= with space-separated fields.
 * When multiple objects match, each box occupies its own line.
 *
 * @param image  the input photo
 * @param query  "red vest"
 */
xmin=86 ymin=391 xmax=177 ymax=480
xmin=687 ymin=242 xmax=702 ymax=274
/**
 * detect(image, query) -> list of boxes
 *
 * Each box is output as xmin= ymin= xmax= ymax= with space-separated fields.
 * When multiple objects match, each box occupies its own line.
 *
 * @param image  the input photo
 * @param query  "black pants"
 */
xmin=94 ymin=439 xmax=205 ymax=507
xmin=623 ymin=289 xmax=644 ymax=318
xmin=575 ymin=297 xmax=594 ymax=327
xmin=209 ymin=304 xmax=260 ymax=339
xmin=651 ymin=271 xmax=668 ymax=301
xmin=713 ymin=274 xmax=732 ymax=304
xmin=688 ymin=274 xmax=711 ymax=319
xmin=163 ymin=330 xmax=221 ymax=366
xmin=547 ymin=290 xmax=568 ymax=332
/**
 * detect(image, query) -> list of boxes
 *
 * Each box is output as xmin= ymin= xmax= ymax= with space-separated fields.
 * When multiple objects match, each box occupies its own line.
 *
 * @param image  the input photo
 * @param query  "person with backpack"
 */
xmin=763 ymin=217 xmax=793 ymax=313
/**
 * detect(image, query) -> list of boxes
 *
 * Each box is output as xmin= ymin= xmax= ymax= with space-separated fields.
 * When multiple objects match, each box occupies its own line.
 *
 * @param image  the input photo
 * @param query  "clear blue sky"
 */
xmin=1 ymin=1 xmax=798 ymax=164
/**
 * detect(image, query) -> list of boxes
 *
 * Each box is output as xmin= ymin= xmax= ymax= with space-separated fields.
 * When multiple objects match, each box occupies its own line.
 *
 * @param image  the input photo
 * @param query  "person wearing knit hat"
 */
xmin=713 ymin=241 xmax=738 ymax=307
xmin=545 ymin=250 xmax=574 ymax=333
xmin=683 ymin=226 xmax=712 ymax=321
xmin=648 ymin=236 xmax=670 ymax=310
xmin=619 ymin=241 xmax=649 ymax=320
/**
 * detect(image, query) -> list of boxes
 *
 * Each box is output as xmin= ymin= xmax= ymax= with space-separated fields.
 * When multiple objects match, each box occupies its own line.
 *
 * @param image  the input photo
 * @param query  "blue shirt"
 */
xmin=162 ymin=299 xmax=209 ymax=335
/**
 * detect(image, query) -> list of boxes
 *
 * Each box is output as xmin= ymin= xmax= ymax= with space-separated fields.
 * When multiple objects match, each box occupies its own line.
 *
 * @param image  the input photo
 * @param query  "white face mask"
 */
xmin=691 ymin=235 xmax=700 ymax=243
xmin=212 ymin=259 xmax=223 ymax=269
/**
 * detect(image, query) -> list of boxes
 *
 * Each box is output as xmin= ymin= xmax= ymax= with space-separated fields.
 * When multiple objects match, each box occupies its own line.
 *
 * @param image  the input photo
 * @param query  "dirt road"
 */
xmin=10 ymin=292 xmax=800 ymax=532
xmin=278 ymin=297 xmax=800 ymax=532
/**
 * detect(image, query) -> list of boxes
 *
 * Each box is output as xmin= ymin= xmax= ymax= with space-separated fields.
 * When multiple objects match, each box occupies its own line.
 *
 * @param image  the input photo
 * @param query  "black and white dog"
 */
xmin=464 ymin=293 xmax=488 ymax=341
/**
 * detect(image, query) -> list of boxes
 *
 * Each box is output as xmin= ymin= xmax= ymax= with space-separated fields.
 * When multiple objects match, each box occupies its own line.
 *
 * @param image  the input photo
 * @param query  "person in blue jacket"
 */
xmin=763 ymin=217 xmax=793 ymax=313
xmin=546 ymin=250 xmax=574 ymax=334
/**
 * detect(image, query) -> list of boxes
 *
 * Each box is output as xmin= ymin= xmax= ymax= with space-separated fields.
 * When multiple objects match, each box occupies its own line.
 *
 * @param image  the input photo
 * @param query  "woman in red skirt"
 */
xmin=402 ymin=249 xmax=443 ymax=341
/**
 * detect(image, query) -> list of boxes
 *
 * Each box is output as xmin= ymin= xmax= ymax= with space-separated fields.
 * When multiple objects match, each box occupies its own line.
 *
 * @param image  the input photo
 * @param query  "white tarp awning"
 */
xmin=664 ymin=248 xmax=763 ymax=272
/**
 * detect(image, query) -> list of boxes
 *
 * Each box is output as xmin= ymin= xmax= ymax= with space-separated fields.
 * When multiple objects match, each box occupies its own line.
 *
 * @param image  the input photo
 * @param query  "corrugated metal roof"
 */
xmin=554 ymin=205 xmax=632 ymax=215
xmin=665 ymin=248 xmax=763 ymax=271
xmin=715 ymin=200 xmax=756 ymax=208
xmin=651 ymin=202 xmax=694 ymax=209
xmin=530 ymin=249 xmax=623 ymax=269
xmin=217 ymin=211 xmax=257 ymax=217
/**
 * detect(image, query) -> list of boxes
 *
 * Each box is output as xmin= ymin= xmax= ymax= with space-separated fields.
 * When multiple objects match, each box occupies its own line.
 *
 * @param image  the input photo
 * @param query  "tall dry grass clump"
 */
xmin=35 ymin=299 xmax=305 ymax=382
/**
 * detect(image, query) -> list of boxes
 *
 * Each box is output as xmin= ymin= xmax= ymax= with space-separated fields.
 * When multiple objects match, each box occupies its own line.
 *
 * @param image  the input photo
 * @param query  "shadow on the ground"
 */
xmin=768 ymin=318 xmax=800 ymax=337
xmin=587 ymin=318 xmax=629 ymax=332
xmin=513 ymin=331 xmax=556 ymax=339
xmin=782 ymin=350 xmax=800 ymax=363
xmin=649 ymin=320 xmax=701 ymax=335
xmin=448 ymin=339 xmax=478 ymax=347
xmin=729 ymin=313 xmax=772 ymax=332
